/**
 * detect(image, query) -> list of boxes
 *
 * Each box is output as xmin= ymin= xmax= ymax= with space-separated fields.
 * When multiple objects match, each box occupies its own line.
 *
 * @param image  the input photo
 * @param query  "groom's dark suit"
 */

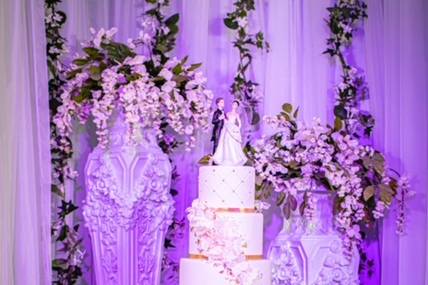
xmin=211 ymin=109 xmax=224 ymax=154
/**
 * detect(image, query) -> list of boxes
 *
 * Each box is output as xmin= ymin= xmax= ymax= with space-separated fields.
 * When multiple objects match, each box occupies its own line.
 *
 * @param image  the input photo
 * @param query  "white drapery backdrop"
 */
xmin=59 ymin=0 xmax=428 ymax=284
xmin=0 ymin=0 xmax=51 ymax=284
xmin=0 ymin=0 xmax=426 ymax=284
xmin=59 ymin=1 xmax=428 ymax=284
xmin=364 ymin=0 xmax=428 ymax=284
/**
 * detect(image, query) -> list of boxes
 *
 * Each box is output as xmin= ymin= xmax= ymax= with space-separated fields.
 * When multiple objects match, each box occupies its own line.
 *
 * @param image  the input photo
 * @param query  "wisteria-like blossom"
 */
xmin=54 ymin=27 xmax=213 ymax=154
xmin=248 ymin=109 xmax=409 ymax=258
xmin=395 ymin=176 xmax=413 ymax=234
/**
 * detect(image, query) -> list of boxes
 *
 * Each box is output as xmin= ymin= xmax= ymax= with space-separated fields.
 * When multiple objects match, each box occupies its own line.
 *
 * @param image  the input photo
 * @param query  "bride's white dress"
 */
xmin=212 ymin=114 xmax=247 ymax=166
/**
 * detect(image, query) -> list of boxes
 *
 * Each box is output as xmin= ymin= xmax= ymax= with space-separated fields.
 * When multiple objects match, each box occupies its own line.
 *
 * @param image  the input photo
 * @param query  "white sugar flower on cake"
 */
xmin=186 ymin=199 xmax=261 ymax=285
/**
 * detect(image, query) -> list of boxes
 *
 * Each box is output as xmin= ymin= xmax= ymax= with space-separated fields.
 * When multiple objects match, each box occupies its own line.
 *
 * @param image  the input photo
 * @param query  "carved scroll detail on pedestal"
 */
xmin=83 ymin=121 xmax=174 ymax=285
xmin=268 ymin=191 xmax=359 ymax=285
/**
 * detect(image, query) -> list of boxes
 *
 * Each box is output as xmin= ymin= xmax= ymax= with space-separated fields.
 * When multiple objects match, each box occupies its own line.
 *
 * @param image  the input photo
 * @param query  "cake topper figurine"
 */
xmin=211 ymin=97 xmax=225 ymax=154
xmin=212 ymin=100 xmax=247 ymax=166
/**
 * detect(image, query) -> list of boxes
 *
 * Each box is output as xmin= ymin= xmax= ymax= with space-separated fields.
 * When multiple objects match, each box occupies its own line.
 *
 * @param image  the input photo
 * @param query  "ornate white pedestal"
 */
xmin=83 ymin=115 xmax=174 ymax=285
xmin=268 ymin=191 xmax=359 ymax=285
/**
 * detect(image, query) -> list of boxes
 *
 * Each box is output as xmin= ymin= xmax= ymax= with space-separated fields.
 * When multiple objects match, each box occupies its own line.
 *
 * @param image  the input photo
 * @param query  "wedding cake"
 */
xmin=179 ymin=166 xmax=271 ymax=285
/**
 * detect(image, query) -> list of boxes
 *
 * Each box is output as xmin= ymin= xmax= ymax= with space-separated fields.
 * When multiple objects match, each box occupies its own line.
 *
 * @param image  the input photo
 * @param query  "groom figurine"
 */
xmin=211 ymin=97 xmax=225 ymax=154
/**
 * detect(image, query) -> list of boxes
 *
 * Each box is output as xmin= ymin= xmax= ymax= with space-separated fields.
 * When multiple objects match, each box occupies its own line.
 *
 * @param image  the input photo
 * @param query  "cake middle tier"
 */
xmin=189 ymin=212 xmax=264 ymax=256
xmin=199 ymin=165 xmax=255 ymax=208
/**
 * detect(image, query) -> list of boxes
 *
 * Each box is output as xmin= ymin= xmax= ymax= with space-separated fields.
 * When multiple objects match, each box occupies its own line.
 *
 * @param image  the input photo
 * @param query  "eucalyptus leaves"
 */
xmin=224 ymin=0 xmax=269 ymax=138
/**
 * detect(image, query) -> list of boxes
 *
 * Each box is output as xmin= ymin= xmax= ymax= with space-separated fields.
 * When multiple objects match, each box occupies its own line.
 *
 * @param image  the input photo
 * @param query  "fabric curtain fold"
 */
xmin=59 ymin=1 xmax=428 ymax=284
xmin=0 ymin=0 xmax=52 ymax=284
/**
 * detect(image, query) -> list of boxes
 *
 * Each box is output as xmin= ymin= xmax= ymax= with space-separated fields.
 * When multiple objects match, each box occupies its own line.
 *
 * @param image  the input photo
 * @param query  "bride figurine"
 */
xmin=212 ymin=100 xmax=247 ymax=166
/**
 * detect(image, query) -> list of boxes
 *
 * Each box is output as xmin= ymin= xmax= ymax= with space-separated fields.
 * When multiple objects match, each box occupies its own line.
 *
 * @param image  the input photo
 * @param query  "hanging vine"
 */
xmin=324 ymin=0 xmax=374 ymax=138
xmin=138 ymin=1 xmax=192 ymax=282
xmin=323 ymin=0 xmax=412 ymax=276
xmin=224 ymin=0 xmax=269 ymax=139
xmin=45 ymin=0 xmax=84 ymax=283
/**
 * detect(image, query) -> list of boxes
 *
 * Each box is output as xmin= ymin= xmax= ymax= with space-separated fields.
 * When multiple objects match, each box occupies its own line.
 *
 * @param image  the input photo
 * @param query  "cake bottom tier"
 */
xmin=179 ymin=258 xmax=271 ymax=285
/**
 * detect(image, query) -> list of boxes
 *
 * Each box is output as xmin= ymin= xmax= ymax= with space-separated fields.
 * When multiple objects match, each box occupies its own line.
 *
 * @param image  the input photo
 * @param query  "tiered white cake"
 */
xmin=180 ymin=166 xmax=271 ymax=285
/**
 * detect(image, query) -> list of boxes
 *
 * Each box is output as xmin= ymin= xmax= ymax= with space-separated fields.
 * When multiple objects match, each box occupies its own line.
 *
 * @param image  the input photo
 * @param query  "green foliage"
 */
xmin=198 ymin=154 xmax=212 ymax=165
xmin=224 ymin=0 xmax=269 ymax=138
xmin=46 ymin=0 xmax=83 ymax=283
xmin=324 ymin=0 xmax=373 ymax=138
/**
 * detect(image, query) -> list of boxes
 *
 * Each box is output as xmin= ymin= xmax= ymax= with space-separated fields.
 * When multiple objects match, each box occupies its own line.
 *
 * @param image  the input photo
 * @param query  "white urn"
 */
xmin=83 ymin=112 xmax=174 ymax=285
xmin=268 ymin=190 xmax=360 ymax=285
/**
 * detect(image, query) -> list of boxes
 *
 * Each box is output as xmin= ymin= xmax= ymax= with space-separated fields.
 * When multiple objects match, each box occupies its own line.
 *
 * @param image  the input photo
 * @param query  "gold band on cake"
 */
xmin=189 ymin=254 xmax=263 ymax=260
xmin=215 ymin=207 xmax=256 ymax=213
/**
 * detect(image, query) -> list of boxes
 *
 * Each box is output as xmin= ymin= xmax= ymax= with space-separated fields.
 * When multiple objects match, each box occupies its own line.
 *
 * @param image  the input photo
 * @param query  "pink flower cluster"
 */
xmin=395 ymin=176 xmax=413 ymax=234
xmin=251 ymin=114 xmax=409 ymax=257
xmin=54 ymin=28 xmax=213 ymax=153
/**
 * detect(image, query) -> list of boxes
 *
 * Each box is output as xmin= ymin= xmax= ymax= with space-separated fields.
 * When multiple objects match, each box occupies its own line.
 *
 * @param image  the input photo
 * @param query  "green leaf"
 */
xmin=173 ymin=75 xmax=188 ymax=85
xmin=224 ymin=18 xmax=239 ymax=30
xmin=373 ymin=152 xmax=385 ymax=175
xmin=73 ymin=58 xmax=89 ymax=66
xmin=379 ymin=184 xmax=393 ymax=205
xmin=251 ymin=112 xmax=260 ymax=125
xmin=299 ymin=201 xmax=306 ymax=216
xmin=188 ymin=63 xmax=202 ymax=72
xmin=89 ymin=65 xmax=101 ymax=80
xmin=57 ymin=225 xmax=69 ymax=241
xmin=66 ymin=68 xmax=82 ymax=80
xmin=168 ymin=24 xmax=179 ymax=35
xmin=293 ymin=106 xmax=299 ymax=119
xmin=73 ymin=88 xmax=91 ymax=103
xmin=172 ymin=64 xmax=183 ymax=75
xmin=180 ymin=56 xmax=189 ymax=65
xmin=288 ymin=195 xmax=298 ymax=210
xmin=165 ymin=13 xmax=180 ymax=27
xmin=283 ymin=203 xmax=291 ymax=219
xmin=198 ymin=154 xmax=212 ymax=165
xmin=334 ymin=117 xmax=343 ymax=131
xmin=52 ymin=258 xmax=67 ymax=270
xmin=83 ymin=47 xmax=103 ymax=60
xmin=334 ymin=105 xmax=348 ymax=120
xmin=51 ymin=184 xmax=64 ymax=198
xmin=288 ymin=160 xmax=299 ymax=169
xmin=363 ymin=185 xmax=375 ymax=201
xmin=276 ymin=192 xmax=285 ymax=206
xmin=170 ymin=188 xmax=178 ymax=196
xmin=280 ymin=112 xmax=291 ymax=121
xmin=362 ymin=152 xmax=385 ymax=175
xmin=164 ymin=238 xmax=175 ymax=248
xmin=282 ymin=103 xmax=293 ymax=113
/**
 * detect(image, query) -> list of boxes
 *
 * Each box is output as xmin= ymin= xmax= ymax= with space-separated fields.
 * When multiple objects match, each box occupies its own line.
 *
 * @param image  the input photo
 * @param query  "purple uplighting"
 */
xmin=0 ymin=0 xmax=427 ymax=285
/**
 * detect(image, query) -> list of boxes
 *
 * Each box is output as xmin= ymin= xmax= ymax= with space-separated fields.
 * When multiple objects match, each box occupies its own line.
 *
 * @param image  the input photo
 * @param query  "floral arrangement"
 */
xmin=246 ymin=104 xmax=411 ymax=257
xmin=324 ymin=0 xmax=373 ymax=138
xmin=137 ymin=1 xmax=207 ymax=281
xmin=224 ymin=0 xmax=269 ymax=138
xmin=49 ymin=1 xmax=213 ymax=283
xmin=187 ymin=199 xmax=262 ymax=285
xmin=54 ymin=27 xmax=212 ymax=154
xmin=45 ymin=0 xmax=84 ymax=283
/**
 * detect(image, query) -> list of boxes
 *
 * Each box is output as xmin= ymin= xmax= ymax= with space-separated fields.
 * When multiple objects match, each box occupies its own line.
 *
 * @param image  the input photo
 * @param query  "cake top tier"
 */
xmin=198 ymin=166 xmax=255 ymax=209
